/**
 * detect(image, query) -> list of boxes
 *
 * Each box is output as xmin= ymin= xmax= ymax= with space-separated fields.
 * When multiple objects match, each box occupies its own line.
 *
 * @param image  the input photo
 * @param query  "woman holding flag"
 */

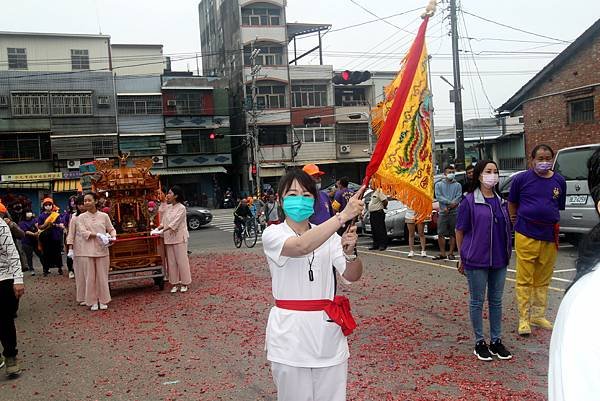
xmin=35 ymin=198 xmax=64 ymax=276
xmin=262 ymin=169 xmax=365 ymax=401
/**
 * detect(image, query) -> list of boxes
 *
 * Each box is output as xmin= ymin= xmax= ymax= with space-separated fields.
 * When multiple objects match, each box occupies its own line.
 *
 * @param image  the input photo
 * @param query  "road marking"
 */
xmin=553 ymin=268 xmax=576 ymax=273
xmin=358 ymin=248 xmax=566 ymax=292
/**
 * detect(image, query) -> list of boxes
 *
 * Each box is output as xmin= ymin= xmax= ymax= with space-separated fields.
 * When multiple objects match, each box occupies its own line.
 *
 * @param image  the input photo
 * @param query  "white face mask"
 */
xmin=26 ymin=212 xmax=33 ymax=219
xmin=315 ymin=183 xmax=322 ymax=190
xmin=44 ymin=204 xmax=52 ymax=211
xmin=481 ymin=173 xmax=499 ymax=189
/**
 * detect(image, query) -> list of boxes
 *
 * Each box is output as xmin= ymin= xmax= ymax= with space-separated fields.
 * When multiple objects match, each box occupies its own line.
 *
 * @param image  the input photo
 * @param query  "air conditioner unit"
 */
xmin=167 ymin=100 xmax=177 ymax=107
xmin=339 ymin=144 xmax=351 ymax=154
xmin=152 ymin=155 xmax=164 ymax=165
xmin=97 ymin=96 xmax=110 ymax=106
xmin=0 ymin=95 xmax=7 ymax=108
xmin=67 ymin=160 xmax=81 ymax=169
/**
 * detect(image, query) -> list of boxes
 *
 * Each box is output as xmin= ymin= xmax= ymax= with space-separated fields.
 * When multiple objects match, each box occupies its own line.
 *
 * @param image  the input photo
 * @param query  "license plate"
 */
xmin=568 ymin=195 xmax=588 ymax=205
xmin=423 ymin=224 xmax=429 ymax=234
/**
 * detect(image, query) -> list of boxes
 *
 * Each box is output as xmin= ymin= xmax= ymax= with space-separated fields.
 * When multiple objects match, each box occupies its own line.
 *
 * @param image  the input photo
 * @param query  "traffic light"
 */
xmin=209 ymin=132 xmax=225 ymax=140
xmin=332 ymin=70 xmax=372 ymax=85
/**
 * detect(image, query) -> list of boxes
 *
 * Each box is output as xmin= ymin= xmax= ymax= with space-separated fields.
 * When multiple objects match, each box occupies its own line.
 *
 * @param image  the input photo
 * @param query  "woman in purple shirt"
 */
xmin=456 ymin=160 xmax=513 ymax=362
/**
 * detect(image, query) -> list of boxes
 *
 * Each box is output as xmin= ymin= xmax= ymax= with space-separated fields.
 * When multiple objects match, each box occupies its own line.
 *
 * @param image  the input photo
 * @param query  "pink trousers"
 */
xmin=165 ymin=242 xmax=191 ymax=285
xmin=73 ymin=256 xmax=87 ymax=303
xmin=81 ymin=256 xmax=111 ymax=306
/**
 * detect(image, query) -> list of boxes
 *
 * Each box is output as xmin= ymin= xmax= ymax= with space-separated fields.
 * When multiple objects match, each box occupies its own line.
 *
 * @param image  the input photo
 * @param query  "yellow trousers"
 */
xmin=514 ymin=232 xmax=557 ymax=321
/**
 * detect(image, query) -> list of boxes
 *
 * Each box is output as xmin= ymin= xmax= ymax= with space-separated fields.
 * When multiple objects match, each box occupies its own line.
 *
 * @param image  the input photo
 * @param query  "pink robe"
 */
xmin=76 ymin=211 xmax=116 ymax=306
xmin=66 ymin=214 xmax=86 ymax=303
xmin=161 ymin=203 xmax=191 ymax=286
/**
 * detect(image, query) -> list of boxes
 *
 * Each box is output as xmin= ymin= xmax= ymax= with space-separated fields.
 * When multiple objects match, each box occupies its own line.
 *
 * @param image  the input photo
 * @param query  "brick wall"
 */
xmin=522 ymin=33 xmax=600 ymax=155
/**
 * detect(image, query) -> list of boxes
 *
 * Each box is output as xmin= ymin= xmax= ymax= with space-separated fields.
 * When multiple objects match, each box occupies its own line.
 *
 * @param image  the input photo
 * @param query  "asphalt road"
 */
xmin=0 ymin=208 xmax=575 ymax=400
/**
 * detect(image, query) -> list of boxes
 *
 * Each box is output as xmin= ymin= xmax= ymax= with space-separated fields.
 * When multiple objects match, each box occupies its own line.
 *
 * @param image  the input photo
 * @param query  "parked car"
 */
xmin=553 ymin=143 xmax=600 ymax=245
xmin=186 ymin=206 xmax=213 ymax=230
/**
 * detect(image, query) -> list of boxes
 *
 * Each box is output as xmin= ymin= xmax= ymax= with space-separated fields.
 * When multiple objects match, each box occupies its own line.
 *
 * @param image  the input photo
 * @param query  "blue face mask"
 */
xmin=283 ymin=196 xmax=314 ymax=222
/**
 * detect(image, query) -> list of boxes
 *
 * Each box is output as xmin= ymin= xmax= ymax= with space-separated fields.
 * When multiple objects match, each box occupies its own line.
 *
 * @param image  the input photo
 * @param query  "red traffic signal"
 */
xmin=209 ymin=132 xmax=225 ymax=140
xmin=333 ymin=70 xmax=371 ymax=85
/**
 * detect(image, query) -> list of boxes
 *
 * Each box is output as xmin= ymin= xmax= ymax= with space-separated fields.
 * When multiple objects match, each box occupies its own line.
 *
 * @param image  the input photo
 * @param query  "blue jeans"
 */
xmin=465 ymin=267 xmax=507 ymax=344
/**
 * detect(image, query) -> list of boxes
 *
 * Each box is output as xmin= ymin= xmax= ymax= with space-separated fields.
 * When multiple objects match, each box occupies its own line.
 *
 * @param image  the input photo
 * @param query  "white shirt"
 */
xmin=549 ymin=264 xmax=600 ymax=401
xmin=262 ymin=222 xmax=349 ymax=368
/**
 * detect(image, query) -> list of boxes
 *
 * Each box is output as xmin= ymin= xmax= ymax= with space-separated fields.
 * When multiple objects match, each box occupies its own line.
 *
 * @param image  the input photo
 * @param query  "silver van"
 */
xmin=553 ymin=143 xmax=600 ymax=245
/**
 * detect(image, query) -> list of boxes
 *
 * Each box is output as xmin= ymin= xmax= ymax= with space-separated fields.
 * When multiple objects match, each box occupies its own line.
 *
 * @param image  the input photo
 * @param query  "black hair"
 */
xmin=169 ymin=185 xmax=186 ymax=203
xmin=468 ymin=159 xmax=499 ymax=193
xmin=530 ymin=144 xmax=555 ymax=159
xmin=444 ymin=165 xmax=455 ymax=173
xmin=84 ymin=191 xmax=99 ymax=201
xmin=338 ymin=177 xmax=349 ymax=188
xmin=466 ymin=164 xmax=474 ymax=172
xmin=567 ymin=148 xmax=600 ymax=292
xmin=277 ymin=169 xmax=318 ymax=202
xmin=74 ymin=195 xmax=85 ymax=216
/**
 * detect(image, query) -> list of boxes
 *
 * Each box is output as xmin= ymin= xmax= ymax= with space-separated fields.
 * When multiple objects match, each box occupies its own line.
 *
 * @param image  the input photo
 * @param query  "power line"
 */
xmin=328 ymin=7 xmax=423 ymax=33
xmin=348 ymin=0 xmax=415 ymax=34
xmin=461 ymin=9 xmax=571 ymax=44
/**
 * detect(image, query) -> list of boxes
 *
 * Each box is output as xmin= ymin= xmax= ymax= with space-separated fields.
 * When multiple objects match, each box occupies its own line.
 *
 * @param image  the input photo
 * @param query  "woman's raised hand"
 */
xmin=341 ymin=186 xmax=366 ymax=221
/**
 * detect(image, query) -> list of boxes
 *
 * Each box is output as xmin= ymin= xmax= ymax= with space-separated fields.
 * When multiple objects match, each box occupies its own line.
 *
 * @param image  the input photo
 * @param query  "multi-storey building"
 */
xmin=0 ymin=31 xmax=117 ymax=207
xmin=161 ymin=73 xmax=232 ymax=206
xmin=198 ymin=0 xmax=398 ymax=192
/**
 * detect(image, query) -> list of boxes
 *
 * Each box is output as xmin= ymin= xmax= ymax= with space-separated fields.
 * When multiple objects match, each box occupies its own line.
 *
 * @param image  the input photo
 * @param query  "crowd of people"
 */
xmin=0 ymin=144 xmax=598 ymax=400
xmin=0 ymin=185 xmax=193 ymax=378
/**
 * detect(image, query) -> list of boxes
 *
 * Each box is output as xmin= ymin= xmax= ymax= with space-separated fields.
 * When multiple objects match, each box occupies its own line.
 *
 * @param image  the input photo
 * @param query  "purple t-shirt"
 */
xmin=310 ymin=190 xmax=333 ymax=225
xmin=18 ymin=219 xmax=38 ymax=247
xmin=334 ymin=188 xmax=353 ymax=212
xmin=456 ymin=196 xmax=509 ymax=270
xmin=36 ymin=211 xmax=63 ymax=241
xmin=508 ymin=169 xmax=566 ymax=242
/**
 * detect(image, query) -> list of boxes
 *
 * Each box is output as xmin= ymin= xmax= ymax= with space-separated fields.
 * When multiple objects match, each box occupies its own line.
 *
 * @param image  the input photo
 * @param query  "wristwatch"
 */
xmin=344 ymin=248 xmax=358 ymax=262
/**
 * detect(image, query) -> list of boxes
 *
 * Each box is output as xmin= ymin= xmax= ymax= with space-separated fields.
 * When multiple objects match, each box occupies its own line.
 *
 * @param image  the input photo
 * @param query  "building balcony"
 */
xmin=259 ymin=144 xmax=292 ymax=164
xmin=244 ymin=65 xmax=288 ymax=83
xmin=295 ymin=142 xmax=337 ymax=163
xmin=335 ymin=106 xmax=370 ymax=123
xmin=248 ymin=109 xmax=291 ymax=125
xmin=241 ymin=25 xmax=286 ymax=45
xmin=289 ymin=65 xmax=333 ymax=81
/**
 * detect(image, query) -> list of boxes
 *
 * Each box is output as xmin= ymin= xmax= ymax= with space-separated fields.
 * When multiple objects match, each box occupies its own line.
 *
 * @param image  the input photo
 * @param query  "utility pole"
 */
xmin=450 ymin=0 xmax=465 ymax=171
xmin=249 ymin=45 xmax=261 ymax=196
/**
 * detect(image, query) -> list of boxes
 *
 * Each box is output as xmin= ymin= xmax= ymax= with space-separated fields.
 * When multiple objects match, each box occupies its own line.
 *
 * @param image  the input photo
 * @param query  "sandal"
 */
xmin=432 ymin=254 xmax=447 ymax=260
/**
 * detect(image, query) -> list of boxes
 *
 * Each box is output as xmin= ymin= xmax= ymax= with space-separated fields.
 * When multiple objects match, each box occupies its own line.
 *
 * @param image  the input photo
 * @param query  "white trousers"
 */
xmin=271 ymin=360 xmax=348 ymax=401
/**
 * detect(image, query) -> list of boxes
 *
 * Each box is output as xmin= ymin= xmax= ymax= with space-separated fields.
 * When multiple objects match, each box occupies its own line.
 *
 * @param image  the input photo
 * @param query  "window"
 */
xmin=294 ymin=127 xmax=334 ymax=143
xmin=71 ymin=49 xmax=90 ymax=70
xmin=174 ymin=93 xmax=204 ymax=114
xmin=118 ymin=95 xmax=162 ymax=115
xmin=91 ymin=139 xmax=115 ymax=157
xmin=50 ymin=92 xmax=93 ymax=116
xmin=243 ymin=45 xmax=284 ymax=65
xmin=259 ymin=126 xmax=288 ymax=145
xmin=0 ymin=133 xmax=50 ymax=161
xmin=120 ymin=136 xmax=163 ymax=156
xmin=554 ymin=145 xmax=599 ymax=180
xmin=292 ymin=84 xmax=328 ymax=107
xmin=335 ymin=87 xmax=367 ymax=106
xmin=166 ymin=130 xmax=231 ymax=154
xmin=246 ymin=85 xmax=286 ymax=109
xmin=336 ymin=123 xmax=369 ymax=143
xmin=568 ymin=97 xmax=594 ymax=123
xmin=7 ymin=48 xmax=27 ymax=69
xmin=241 ymin=6 xmax=281 ymax=26
xmin=10 ymin=92 xmax=49 ymax=116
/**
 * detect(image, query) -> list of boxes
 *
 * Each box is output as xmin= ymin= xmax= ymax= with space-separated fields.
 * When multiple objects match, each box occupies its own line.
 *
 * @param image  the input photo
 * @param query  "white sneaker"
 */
xmin=407 ymin=251 xmax=414 ymax=258
xmin=68 ymin=271 xmax=75 ymax=279
xmin=180 ymin=286 xmax=188 ymax=293
xmin=79 ymin=301 xmax=87 ymax=306
xmin=170 ymin=286 xmax=179 ymax=293
xmin=90 ymin=304 xmax=99 ymax=311
xmin=421 ymin=250 xmax=427 ymax=257
xmin=99 ymin=303 xmax=108 ymax=310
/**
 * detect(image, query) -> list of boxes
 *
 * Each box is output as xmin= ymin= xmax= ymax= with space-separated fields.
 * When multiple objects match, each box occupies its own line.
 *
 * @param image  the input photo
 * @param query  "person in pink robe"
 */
xmin=66 ymin=195 xmax=87 ymax=305
xmin=157 ymin=186 xmax=191 ymax=293
xmin=76 ymin=192 xmax=117 ymax=311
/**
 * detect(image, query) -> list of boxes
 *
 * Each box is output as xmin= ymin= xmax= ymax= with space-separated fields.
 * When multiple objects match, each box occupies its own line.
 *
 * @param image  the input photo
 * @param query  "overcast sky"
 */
xmin=1 ymin=0 xmax=598 ymax=126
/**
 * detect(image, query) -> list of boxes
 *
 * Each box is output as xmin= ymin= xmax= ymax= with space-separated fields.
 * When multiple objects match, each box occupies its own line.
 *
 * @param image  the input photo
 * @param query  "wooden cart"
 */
xmin=86 ymin=155 xmax=166 ymax=290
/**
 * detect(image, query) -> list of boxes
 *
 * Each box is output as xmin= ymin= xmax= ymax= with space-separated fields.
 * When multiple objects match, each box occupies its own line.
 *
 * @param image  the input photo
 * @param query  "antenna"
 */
xmin=94 ymin=0 xmax=103 ymax=34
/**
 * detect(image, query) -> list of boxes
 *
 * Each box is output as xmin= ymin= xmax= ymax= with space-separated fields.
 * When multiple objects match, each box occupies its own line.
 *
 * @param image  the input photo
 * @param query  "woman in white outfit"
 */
xmin=405 ymin=208 xmax=427 ymax=258
xmin=261 ymin=169 xmax=365 ymax=401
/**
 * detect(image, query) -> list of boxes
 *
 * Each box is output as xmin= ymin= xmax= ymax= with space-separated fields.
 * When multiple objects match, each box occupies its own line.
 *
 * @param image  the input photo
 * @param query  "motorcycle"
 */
xmin=223 ymin=194 xmax=235 ymax=209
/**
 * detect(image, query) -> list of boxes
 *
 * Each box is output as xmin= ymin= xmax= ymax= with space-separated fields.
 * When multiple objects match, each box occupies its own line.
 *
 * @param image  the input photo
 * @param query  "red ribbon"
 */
xmin=275 ymin=296 xmax=357 ymax=336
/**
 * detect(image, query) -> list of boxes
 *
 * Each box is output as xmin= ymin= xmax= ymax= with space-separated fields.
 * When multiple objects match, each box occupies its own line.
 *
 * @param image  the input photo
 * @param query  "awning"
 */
xmin=53 ymin=179 xmax=81 ymax=193
xmin=0 ymin=181 xmax=52 ymax=189
xmin=260 ymin=167 xmax=286 ymax=177
xmin=151 ymin=166 xmax=227 ymax=176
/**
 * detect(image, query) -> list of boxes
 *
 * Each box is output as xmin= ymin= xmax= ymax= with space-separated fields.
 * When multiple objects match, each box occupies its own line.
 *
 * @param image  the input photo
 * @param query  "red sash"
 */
xmin=275 ymin=296 xmax=357 ymax=336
